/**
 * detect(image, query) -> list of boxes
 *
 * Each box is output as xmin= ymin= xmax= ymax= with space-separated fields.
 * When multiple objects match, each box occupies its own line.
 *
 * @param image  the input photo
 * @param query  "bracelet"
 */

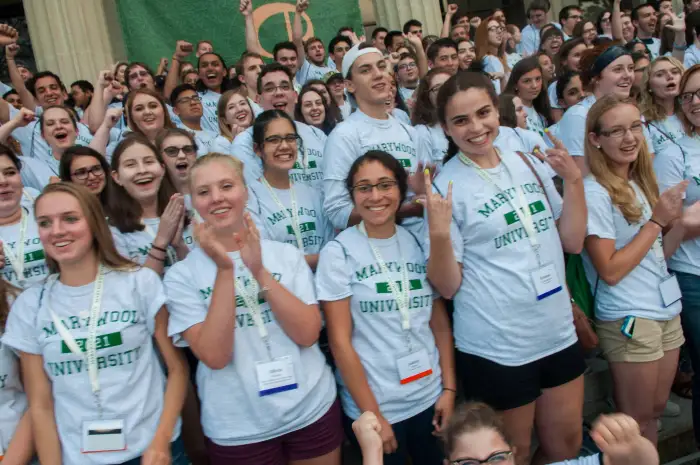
xmin=147 ymin=252 xmax=165 ymax=262
xmin=443 ymin=387 xmax=457 ymax=393
xmin=171 ymin=56 xmax=180 ymax=62
xmin=151 ymin=243 xmax=167 ymax=253
xmin=649 ymin=218 xmax=666 ymax=228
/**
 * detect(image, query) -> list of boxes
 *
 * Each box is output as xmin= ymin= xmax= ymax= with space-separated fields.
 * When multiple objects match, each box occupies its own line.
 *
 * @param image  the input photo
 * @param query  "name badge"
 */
xmin=660 ymin=274 xmax=682 ymax=308
xmin=256 ymin=356 xmax=298 ymax=396
xmin=531 ymin=263 xmax=562 ymax=300
xmin=397 ymin=349 xmax=433 ymax=385
xmin=81 ymin=419 xmax=126 ymax=454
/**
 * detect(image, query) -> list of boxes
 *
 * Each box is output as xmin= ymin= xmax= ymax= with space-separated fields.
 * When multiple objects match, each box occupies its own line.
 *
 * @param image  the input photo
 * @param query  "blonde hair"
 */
xmin=34 ymin=183 xmax=137 ymax=274
xmin=639 ymin=56 xmax=684 ymax=123
xmin=585 ymin=95 xmax=659 ymax=224
xmin=217 ymin=88 xmax=253 ymax=142
xmin=189 ymin=152 xmax=246 ymax=192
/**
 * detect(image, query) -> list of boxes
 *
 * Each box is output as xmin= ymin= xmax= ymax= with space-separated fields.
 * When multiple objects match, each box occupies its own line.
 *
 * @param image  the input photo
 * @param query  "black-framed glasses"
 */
xmin=163 ymin=145 xmax=197 ymax=157
xmin=352 ymin=180 xmax=398 ymax=194
xmin=263 ymin=134 xmax=300 ymax=146
xmin=451 ymin=451 xmax=513 ymax=465
xmin=598 ymin=121 xmax=644 ymax=138
xmin=680 ymin=88 xmax=700 ymax=104
xmin=262 ymin=83 xmax=292 ymax=94
xmin=398 ymin=62 xmax=417 ymax=71
xmin=176 ymin=95 xmax=202 ymax=105
xmin=72 ymin=165 xmax=104 ymax=180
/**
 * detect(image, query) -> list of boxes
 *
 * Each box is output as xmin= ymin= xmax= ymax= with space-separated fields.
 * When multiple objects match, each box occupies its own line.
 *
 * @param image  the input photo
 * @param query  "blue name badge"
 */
xmin=256 ymin=356 xmax=298 ymax=397
xmin=531 ymin=263 xmax=563 ymax=301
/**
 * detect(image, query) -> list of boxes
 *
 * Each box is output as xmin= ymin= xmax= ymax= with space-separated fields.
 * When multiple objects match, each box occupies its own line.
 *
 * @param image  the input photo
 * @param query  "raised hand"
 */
xmin=103 ymin=107 xmax=123 ymax=129
xmin=155 ymin=194 xmax=185 ymax=248
xmin=195 ymin=220 xmax=233 ymax=269
xmin=447 ymin=3 xmax=458 ymax=15
xmin=239 ymin=0 xmax=253 ymax=16
xmin=235 ymin=212 xmax=264 ymax=278
xmin=653 ymin=181 xmax=689 ymax=227
xmin=0 ymin=25 xmax=18 ymax=47
xmin=12 ymin=107 xmax=35 ymax=128
xmin=424 ymin=173 xmax=453 ymax=239
xmin=296 ymin=0 xmax=310 ymax=13
xmin=407 ymin=162 xmax=437 ymax=197
xmin=174 ymin=40 xmax=193 ymax=59
xmin=5 ymin=43 xmax=19 ymax=59
xmin=97 ymin=69 xmax=114 ymax=89
xmin=666 ymin=12 xmax=685 ymax=32
xmin=543 ymin=130 xmax=582 ymax=183
xmin=590 ymin=414 xmax=658 ymax=465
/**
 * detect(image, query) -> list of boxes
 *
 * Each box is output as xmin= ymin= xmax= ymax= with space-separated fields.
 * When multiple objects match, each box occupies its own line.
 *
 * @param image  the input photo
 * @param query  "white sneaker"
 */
xmin=663 ymin=400 xmax=681 ymax=417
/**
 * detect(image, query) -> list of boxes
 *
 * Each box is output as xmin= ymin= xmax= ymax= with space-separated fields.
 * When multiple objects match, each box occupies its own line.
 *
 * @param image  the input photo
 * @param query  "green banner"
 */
xmin=115 ymin=0 xmax=364 ymax=69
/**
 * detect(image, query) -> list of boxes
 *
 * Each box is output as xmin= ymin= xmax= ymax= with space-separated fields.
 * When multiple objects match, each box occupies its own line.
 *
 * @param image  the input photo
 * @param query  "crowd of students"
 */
xmin=2 ymin=0 xmax=700 ymax=463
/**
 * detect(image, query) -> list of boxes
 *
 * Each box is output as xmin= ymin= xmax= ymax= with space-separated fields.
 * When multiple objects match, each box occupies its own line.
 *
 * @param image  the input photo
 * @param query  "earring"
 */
xmin=596 ymin=145 xmax=601 ymax=149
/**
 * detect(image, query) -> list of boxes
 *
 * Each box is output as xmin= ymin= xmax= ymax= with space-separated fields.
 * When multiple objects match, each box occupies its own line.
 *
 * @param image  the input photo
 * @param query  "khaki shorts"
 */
xmin=596 ymin=315 xmax=685 ymax=363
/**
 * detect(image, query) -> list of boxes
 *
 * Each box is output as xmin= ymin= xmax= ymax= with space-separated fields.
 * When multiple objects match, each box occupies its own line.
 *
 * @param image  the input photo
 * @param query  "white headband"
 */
xmin=342 ymin=45 xmax=383 ymax=78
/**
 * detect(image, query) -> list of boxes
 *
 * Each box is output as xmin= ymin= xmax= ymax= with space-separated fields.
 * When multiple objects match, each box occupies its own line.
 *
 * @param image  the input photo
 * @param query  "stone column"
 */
xmin=372 ymin=0 xmax=443 ymax=36
xmin=22 ymin=0 xmax=126 ymax=85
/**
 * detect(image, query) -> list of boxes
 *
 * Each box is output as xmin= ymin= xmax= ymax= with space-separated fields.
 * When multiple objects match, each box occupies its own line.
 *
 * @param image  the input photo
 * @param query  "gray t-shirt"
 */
xmin=0 ymin=205 xmax=49 ymax=288
xmin=316 ymin=226 xmax=442 ymax=423
xmin=164 ymin=242 xmax=336 ymax=446
xmin=0 ymin=321 xmax=27 ymax=455
xmin=111 ymin=217 xmax=195 ymax=268
xmin=2 ymin=267 xmax=179 ymax=464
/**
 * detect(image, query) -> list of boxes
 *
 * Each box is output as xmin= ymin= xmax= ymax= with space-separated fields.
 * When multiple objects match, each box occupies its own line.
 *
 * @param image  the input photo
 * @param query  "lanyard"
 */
xmin=234 ymin=272 xmax=272 ymax=358
xmin=632 ymin=182 xmax=668 ymax=276
xmin=458 ymin=151 xmax=542 ymax=265
xmin=260 ymin=178 xmax=304 ymax=251
xmin=48 ymin=264 xmax=106 ymax=417
xmin=143 ymin=223 xmax=178 ymax=264
xmin=0 ymin=208 xmax=28 ymax=284
xmin=358 ymin=222 xmax=413 ymax=340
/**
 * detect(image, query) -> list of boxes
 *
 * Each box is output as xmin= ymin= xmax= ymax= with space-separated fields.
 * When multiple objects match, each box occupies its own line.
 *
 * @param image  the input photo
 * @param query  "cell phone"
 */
xmin=621 ymin=315 xmax=636 ymax=339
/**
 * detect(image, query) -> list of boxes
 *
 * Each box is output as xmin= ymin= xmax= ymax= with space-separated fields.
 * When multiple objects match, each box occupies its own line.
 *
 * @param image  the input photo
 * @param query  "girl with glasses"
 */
xmin=583 ymin=94 xmax=694 ymax=444
xmin=108 ymin=135 xmax=191 ymax=274
xmin=475 ymin=16 xmax=510 ymax=94
xmin=317 ymin=150 xmax=454 ymax=465
xmin=155 ymin=128 xmax=198 ymax=201
xmin=164 ymin=153 xmax=341 ymax=465
xmin=247 ymin=111 xmax=333 ymax=271
xmin=59 ymin=146 xmax=112 ymax=213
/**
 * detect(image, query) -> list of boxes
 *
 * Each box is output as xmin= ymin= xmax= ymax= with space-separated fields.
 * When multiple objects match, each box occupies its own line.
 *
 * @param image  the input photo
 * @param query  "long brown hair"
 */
xmin=107 ymin=134 xmax=180 ymax=233
xmin=217 ymin=88 xmax=253 ymax=142
xmin=585 ymin=95 xmax=659 ymax=223
xmin=678 ymin=64 xmax=700 ymax=136
xmin=639 ymin=56 xmax=684 ymax=123
xmin=474 ymin=16 xmax=509 ymax=73
xmin=34 ymin=182 xmax=137 ymax=274
xmin=411 ymin=67 xmax=452 ymax=126
xmin=125 ymin=88 xmax=175 ymax=137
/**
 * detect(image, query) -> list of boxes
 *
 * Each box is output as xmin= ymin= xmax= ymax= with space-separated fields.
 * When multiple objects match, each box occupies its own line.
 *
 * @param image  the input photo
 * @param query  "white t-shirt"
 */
xmin=646 ymin=114 xmax=685 ymax=155
xmin=548 ymin=80 xmax=560 ymax=109
xmin=644 ymin=37 xmax=661 ymax=59
xmin=494 ymin=126 xmax=557 ymax=178
xmin=398 ymin=87 xmax=415 ymax=102
xmin=0 ymin=321 xmax=27 ymax=456
xmin=1 ymin=267 xmax=180 ymax=464
xmin=19 ymin=155 xmax=58 ymax=191
xmin=297 ymin=59 xmax=335 ymax=87
xmin=483 ymin=55 xmax=505 ymax=94
xmin=654 ymin=134 xmax=700 ymax=276
xmin=581 ymin=176 xmax=681 ymax=321
xmin=316 ymin=225 xmax=442 ymax=423
xmin=392 ymin=108 xmax=411 ymax=125
xmin=247 ymin=179 xmax=334 ymax=255
xmin=430 ymin=150 xmax=576 ymax=366
xmin=164 ymin=242 xmax=337 ymax=445
xmin=323 ymin=110 xmax=423 ymax=231
xmin=231 ymin=122 xmax=326 ymax=190
xmin=506 ymin=53 xmax=522 ymax=70
xmin=111 ymin=217 xmax=194 ymax=267
xmin=0 ymin=206 xmax=49 ymax=288
xmin=210 ymin=135 xmax=234 ymax=155
xmin=414 ymin=124 xmax=448 ymax=166
xmin=198 ymin=90 xmax=221 ymax=134
xmin=524 ymin=105 xmax=547 ymax=139
xmin=685 ymin=44 xmax=700 ymax=69
xmin=339 ymin=99 xmax=352 ymax=120
xmin=520 ymin=24 xmax=543 ymax=56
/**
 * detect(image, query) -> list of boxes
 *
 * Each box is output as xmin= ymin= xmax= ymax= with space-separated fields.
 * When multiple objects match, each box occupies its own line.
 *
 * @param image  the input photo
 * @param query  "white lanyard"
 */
xmin=234 ymin=272 xmax=272 ymax=358
xmin=358 ymin=222 xmax=412 ymax=333
xmin=458 ymin=151 xmax=542 ymax=265
xmin=632 ymin=182 xmax=667 ymax=275
xmin=261 ymin=178 xmax=304 ymax=251
xmin=48 ymin=264 xmax=106 ymax=416
xmin=0 ymin=208 xmax=28 ymax=283
xmin=143 ymin=223 xmax=178 ymax=264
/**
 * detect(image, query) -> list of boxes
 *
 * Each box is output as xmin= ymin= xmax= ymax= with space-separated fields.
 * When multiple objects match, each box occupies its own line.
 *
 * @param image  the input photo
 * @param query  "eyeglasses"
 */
xmin=176 ymin=95 xmax=202 ymax=105
xmin=263 ymin=134 xmax=300 ymax=146
xmin=488 ymin=26 xmax=505 ymax=32
xmin=598 ymin=121 xmax=644 ymax=138
xmin=680 ymin=88 xmax=700 ymax=104
xmin=567 ymin=14 xmax=583 ymax=20
xmin=72 ymin=165 xmax=104 ymax=180
xmin=352 ymin=180 xmax=398 ymax=194
xmin=163 ymin=145 xmax=197 ymax=157
xmin=262 ymin=83 xmax=292 ymax=94
xmin=451 ymin=451 xmax=513 ymax=465
xmin=398 ymin=62 xmax=417 ymax=71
